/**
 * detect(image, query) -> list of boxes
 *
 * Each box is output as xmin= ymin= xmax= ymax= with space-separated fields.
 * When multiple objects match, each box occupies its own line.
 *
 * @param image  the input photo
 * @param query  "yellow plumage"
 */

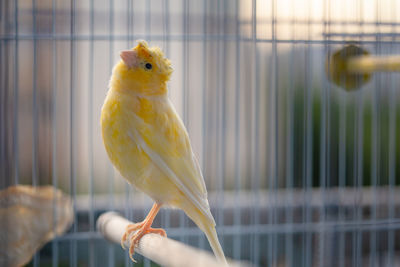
xmin=101 ymin=40 xmax=226 ymax=264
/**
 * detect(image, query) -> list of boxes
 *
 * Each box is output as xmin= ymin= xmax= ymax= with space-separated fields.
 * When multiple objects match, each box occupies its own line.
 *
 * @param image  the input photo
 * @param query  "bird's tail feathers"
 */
xmin=182 ymin=203 xmax=227 ymax=265
xmin=203 ymin=224 xmax=227 ymax=265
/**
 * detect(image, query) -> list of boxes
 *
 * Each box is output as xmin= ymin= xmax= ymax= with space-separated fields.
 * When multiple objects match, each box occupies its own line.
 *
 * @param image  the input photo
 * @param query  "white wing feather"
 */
xmin=126 ymin=105 xmax=215 ymax=225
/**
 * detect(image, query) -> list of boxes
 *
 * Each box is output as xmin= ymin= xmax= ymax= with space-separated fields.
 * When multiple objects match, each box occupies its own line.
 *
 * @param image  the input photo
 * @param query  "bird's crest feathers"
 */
xmin=111 ymin=40 xmax=173 ymax=96
xmin=134 ymin=40 xmax=173 ymax=79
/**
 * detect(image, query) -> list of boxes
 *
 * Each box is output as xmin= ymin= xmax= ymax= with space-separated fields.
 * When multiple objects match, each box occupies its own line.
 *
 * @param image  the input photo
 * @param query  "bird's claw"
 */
xmin=121 ymin=222 xmax=143 ymax=249
xmin=148 ymin=228 xmax=167 ymax=237
xmin=121 ymin=222 xmax=167 ymax=262
xmin=128 ymin=231 xmax=143 ymax=262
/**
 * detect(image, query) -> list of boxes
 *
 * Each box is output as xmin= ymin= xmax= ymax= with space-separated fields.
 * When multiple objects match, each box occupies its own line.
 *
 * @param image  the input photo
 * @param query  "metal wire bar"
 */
xmin=0 ymin=6 xmax=3 ymax=188
xmin=285 ymin=3 xmax=296 ymax=265
xmin=31 ymin=0 xmax=38 ymax=189
xmin=0 ymin=9 xmax=5 ymax=189
xmin=387 ymin=4 xmax=398 ymax=264
xmin=217 ymin=0 xmax=227 ymax=252
xmin=370 ymin=3 xmax=381 ymax=264
xmin=304 ymin=8 xmax=313 ymax=266
xmin=69 ymin=0 xmax=77 ymax=266
xmin=144 ymin=6 xmax=153 ymax=266
xmin=324 ymin=32 xmax=400 ymax=38
xmin=51 ymin=0 xmax=59 ymax=266
xmin=338 ymin=94 xmax=347 ymax=267
xmin=4 ymin=33 xmax=400 ymax=46
xmin=56 ymin=217 xmax=400 ymax=242
xmin=180 ymin=0 xmax=189 ymax=246
xmin=88 ymin=0 xmax=95 ymax=266
xmin=161 ymin=0 xmax=172 ymax=243
xmin=268 ymin=0 xmax=277 ymax=266
xmin=199 ymin=0 xmax=207 ymax=252
xmin=7 ymin=12 xmax=400 ymax=27
xmin=32 ymin=1 xmax=39 ymax=266
xmin=319 ymin=1 xmax=331 ymax=266
xmin=354 ymin=79 xmax=365 ymax=267
xmin=107 ymin=0 xmax=115 ymax=266
xmin=124 ymin=1 xmax=134 ymax=266
xmin=13 ymin=0 xmax=19 ymax=186
xmin=146 ymin=0 xmax=151 ymax=42
xmin=354 ymin=2 xmax=365 ymax=266
xmin=73 ymin=186 xmax=400 ymax=211
xmin=233 ymin=0 xmax=241 ymax=261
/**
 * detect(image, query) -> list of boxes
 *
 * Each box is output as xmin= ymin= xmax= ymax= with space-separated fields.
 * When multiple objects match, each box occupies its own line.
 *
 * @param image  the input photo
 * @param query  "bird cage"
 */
xmin=1 ymin=0 xmax=400 ymax=266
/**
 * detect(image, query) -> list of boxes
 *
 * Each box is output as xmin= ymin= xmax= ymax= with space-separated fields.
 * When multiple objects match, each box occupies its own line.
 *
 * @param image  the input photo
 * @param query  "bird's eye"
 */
xmin=145 ymin=63 xmax=152 ymax=70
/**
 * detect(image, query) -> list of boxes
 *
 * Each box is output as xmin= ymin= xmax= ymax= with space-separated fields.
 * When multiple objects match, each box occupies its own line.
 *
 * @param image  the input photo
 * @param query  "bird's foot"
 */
xmin=121 ymin=222 xmax=143 ymax=249
xmin=121 ymin=222 xmax=167 ymax=262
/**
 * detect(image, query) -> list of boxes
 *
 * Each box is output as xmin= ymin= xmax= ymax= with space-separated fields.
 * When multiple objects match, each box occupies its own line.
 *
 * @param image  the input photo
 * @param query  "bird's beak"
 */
xmin=120 ymin=50 xmax=139 ymax=69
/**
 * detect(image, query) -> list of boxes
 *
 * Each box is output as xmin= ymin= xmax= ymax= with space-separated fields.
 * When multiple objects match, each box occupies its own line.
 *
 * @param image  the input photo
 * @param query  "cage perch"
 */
xmin=326 ymin=44 xmax=400 ymax=91
xmin=97 ymin=212 xmax=247 ymax=267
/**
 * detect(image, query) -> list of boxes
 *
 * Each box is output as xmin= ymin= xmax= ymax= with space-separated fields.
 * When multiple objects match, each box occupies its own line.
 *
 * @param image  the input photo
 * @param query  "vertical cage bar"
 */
xmin=354 ymin=87 xmax=364 ymax=267
xmin=285 ymin=2 xmax=296 ymax=266
xmin=304 ymin=1 xmax=313 ymax=265
xmin=233 ymin=0 xmax=241 ymax=260
xmin=0 ymin=7 xmax=3 ymax=188
xmin=0 ymin=6 xmax=2 ymax=188
xmin=0 ymin=3 xmax=3 ymax=188
xmin=32 ymin=1 xmax=39 ymax=265
xmin=216 ymin=0 xmax=226 ymax=250
xmin=51 ymin=0 xmax=59 ymax=266
xmin=13 ymin=0 xmax=19 ymax=185
xmin=200 ymin=0 xmax=208 ymax=251
xmin=107 ymin=0 xmax=115 ymax=266
xmin=6 ymin=0 xmax=11 ymax=187
xmin=144 ymin=7 xmax=152 ymax=263
xmin=335 ymin=8 xmax=349 ymax=267
xmin=162 ymin=0 xmax=170 ymax=54
xmin=270 ymin=0 xmax=278 ymax=265
xmin=88 ymin=0 xmax=95 ymax=266
xmin=70 ymin=0 xmax=77 ymax=266
xmin=32 ymin=0 xmax=38 ymax=188
xmin=125 ymin=1 xmax=134 ymax=266
xmin=268 ymin=0 xmax=278 ymax=265
xmin=320 ymin=0 xmax=331 ymax=265
xmin=387 ymin=66 xmax=396 ymax=267
xmin=143 ymin=1 xmax=150 ymax=260
xmin=252 ymin=0 xmax=261 ymax=265
xmin=354 ymin=1 xmax=364 ymax=266
xmin=387 ymin=3 xmax=397 ymax=266
xmin=338 ymin=96 xmax=347 ymax=267
xmin=369 ymin=59 xmax=378 ymax=267
xmin=0 ymin=32 xmax=3 ymax=188
xmin=179 ymin=0 xmax=189 ymax=245
xmin=370 ymin=1 xmax=381 ymax=266
xmin=182 ymin=0 xmax=188 ymax=126
xmin=162 ymin=0 xmax=171 ymax=237
xmin=302 ymin=40 xmax=307 ymax=267
xmin=146 ymin=0 xmax=151 ymax=42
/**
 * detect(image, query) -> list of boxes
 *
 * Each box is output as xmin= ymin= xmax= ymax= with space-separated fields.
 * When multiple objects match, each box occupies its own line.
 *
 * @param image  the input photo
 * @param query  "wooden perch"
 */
xmin=97 ymin=212 xmax=248 ymax=267
xmin=347 ymin=55 xmax=400 ymax=73
xmin=325 ymin=44 xmax=400 ymax=91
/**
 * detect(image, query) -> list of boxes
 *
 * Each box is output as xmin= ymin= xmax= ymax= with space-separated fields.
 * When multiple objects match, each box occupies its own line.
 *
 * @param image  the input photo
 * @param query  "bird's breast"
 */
xmin=101 ymin=92 xmax=151 ymax=183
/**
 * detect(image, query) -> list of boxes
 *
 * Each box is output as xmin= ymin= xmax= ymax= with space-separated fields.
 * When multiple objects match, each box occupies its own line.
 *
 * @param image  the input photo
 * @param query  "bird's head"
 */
xmin=112 ymin=40 xmax=173 ymax=95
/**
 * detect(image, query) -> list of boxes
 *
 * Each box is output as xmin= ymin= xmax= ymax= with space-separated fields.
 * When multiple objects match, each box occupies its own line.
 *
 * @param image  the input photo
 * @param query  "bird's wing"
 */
xmin=126 ymin=100 xmax=215 ymax=225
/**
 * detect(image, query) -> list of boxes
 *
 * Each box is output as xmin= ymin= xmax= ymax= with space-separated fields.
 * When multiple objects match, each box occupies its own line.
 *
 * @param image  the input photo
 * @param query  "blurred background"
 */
xmin=1 ymin=0 xmax=400 ymax=266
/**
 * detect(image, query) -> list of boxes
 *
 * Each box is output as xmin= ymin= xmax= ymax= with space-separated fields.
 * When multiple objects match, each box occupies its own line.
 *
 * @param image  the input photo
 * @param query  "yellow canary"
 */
xmin=101 ymin=40 xmax=227 ymax=264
